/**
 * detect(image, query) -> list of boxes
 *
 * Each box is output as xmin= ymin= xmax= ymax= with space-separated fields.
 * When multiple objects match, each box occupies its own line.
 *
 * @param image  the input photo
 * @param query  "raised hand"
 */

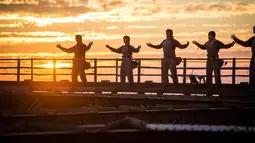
xmin=138 ymin=45 xmax=142 ymax=49
xmin=230 ymin=34 xmax=236 ymax=40
xmin=88 ymin=41 xmax=93 ymax=46
xmin=231 ymin=41 xmax=236 ymax=45
xmin=146 ymin=42 xmax=152 ymax=47
xmin=56 ymin=44 xmax=62 ymax=48
xmin=192 ymin=40 xmax=198 ymax=45
xmin=105 ymin=45 xmax=111 ymax=49
xmin=186 ymin=41 xmax=190 ymax=46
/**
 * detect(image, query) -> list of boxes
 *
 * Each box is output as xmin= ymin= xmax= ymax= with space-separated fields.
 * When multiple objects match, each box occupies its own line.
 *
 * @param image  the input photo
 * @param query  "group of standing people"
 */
xmin=56 ymin=26 xmax=255 ymax=92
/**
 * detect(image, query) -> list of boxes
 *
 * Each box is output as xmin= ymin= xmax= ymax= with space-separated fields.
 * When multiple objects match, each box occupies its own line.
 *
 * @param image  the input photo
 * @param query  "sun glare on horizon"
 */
xmin=41 ymin=62 xmax=71 ymax=69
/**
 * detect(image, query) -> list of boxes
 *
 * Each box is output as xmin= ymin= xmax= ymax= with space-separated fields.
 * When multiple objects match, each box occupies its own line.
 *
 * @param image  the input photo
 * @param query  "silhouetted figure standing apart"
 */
xmin=56 ymin=35 xmax=93 ymax=92
xmin=106 ymin=35 xmax=141 ymax=88
xmin=193 ymin=31 xmax=235 ymax=88
xmin=231 ymin=26 xmax=255 ymax=87
xmin=146 ymin=29 xmax=189 ymax=85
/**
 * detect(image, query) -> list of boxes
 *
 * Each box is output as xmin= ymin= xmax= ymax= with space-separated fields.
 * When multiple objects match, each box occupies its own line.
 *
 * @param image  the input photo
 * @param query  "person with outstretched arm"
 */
xmin=146 ymin=29 xmax=189 ymax=85
xmin=193 ymin=31 xmax=235 ymax=88
xmin=56 ymin=35 xmax=93 ymax=92
xmin=231 ymin=26 xmax=255 ymax=86
xmin=105 ymin=35 xmax=141 ymax=88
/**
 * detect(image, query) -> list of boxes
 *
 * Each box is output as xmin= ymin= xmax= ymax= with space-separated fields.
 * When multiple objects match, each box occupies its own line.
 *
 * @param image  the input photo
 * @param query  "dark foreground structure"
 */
xmin=0 ymin=58 xmax=254 ymax=142
xmin=2 ymin=123 xmax=255 ymax=143
xmin=0 ymin=82 xmax=255 ymax=142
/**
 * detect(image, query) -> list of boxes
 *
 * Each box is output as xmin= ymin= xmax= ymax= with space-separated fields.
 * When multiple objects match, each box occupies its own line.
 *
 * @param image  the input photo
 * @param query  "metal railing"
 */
xmin=0 ymin=58 xmax=250 ymax=84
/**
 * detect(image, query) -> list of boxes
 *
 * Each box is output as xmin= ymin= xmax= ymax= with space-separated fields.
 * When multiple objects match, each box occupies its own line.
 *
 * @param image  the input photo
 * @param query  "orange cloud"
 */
xmin=0 ymin=21 xmax=23 ymax=28
xmin=126 ymin=25 xmax=158 ymax=29
xmin=0 ymin=0 xmax=38 ymax=4
xmin=0 ymin=1 xmax=254 ymax=26
xmin=0 ymin=31 xmax=68 ymax=37
xmin=105 ymin=26 xmax=119 ymax=30
xmin=0 ymin=30 xmax=164 ymax=43
xmin=202 ymin=24 xmax=233 ymax=28
xmin=175 ymin=32 xmax=207 ymax=37
xmin=0 ymin=0 xmax=253 ymax=59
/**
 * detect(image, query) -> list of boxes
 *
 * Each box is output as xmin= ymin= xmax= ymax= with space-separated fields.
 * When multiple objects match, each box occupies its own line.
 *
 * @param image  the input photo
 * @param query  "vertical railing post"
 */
xmin=53 ymin=59 xmax=56 ymax=82
xmin=183 ymin=58 xmax=187 ymax=84
xmin=116 ymin=59 xmax=118 ymax=83
xmin=232 ymin=58 xmax=236 ymax=85
xmin=31 ymin=59 xmax=33 ymax=81
xmin=137 ymin=60 xmax=141 ymax=83
xmin=94 ymin=59 xmax=97 ymax=83
xmin=161 ymin=58 xmax=163 ymax=83
xmin=17 ymin=59 xmax=20 ymax=82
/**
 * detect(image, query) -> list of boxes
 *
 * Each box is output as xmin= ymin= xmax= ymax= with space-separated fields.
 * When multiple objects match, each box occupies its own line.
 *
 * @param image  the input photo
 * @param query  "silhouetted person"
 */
xmin=231 ymin=26 xmax=255 ymax=86
xmin=193 ymin=31 xmax=235 ymax=88
xmin=106 ymin=36 xmax=141 ymax=88
xmin=146 ymin=29 xmax=189 ymax=85
xmin=56 ymin=35 xmax=93 ymax=92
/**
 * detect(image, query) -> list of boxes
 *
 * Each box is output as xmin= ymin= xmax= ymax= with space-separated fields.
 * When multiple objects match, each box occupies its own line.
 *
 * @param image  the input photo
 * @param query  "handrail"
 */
xmin=0 ymin=58 xmax=251 ymax=84
xmin=0 ymin=58 xmax=251 ymax=61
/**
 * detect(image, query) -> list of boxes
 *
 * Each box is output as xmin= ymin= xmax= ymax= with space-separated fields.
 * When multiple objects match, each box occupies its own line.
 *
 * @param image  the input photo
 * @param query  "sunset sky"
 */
xmin=0 ymin=0 xmax=255 ymax=58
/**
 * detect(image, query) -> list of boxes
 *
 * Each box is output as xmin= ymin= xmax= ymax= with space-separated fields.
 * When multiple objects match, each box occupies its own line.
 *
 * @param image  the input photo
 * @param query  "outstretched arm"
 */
xmin=174 ymin=40 xmax=189 ymax=49
xmin=192 ymin=41 xmax=206 ymax=50
xmin=132 ymin=45 xmax=142 ymax=53
xmin=231 ymin=35 xmax=253 ymax=47
xmin=86 ymin=42 xmax=93 ymax=51
xmin=56 ymin=44 xmax=74 ymax=53
xmin=105 ymin=45 xmax=122 ymax=53
xmin=216 ymin=40 xmax=235 ymax=49
xmin=146 ymin=41 xmax=163 ymax=49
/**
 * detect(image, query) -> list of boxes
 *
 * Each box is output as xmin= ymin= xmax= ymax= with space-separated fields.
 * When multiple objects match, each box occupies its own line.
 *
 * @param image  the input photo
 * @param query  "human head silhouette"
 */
xmin=208 ymin=31 xmax=216 ymax=41
xmin=123 ymin=35 xmax=130 ymax=45
xmin=166 ymin=29 xmax=173 ymax=39
xmin=75 ymin=35 xmax=82 ymax=43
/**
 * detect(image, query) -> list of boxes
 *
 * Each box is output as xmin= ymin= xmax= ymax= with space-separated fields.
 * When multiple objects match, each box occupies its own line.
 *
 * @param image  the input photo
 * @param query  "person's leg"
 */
xmin=79 ymin=61 xmax=87 ymax=86
xmin=163 ymin=59 xmax=170 ymax=86
xmin=214 ymin=60 xmax=222 ymax=88
xmin=169 ymin=59 xmax=178 ymax=84
xmin=120 ymin=60 xmax=126 ymax=85
xmin=126 ymin=59 xmax=134 ymax=88
xmin=206 ymin=59 xmax=213 ymax=88
xmin=249 ymin=59 xmax=255 ymax=86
